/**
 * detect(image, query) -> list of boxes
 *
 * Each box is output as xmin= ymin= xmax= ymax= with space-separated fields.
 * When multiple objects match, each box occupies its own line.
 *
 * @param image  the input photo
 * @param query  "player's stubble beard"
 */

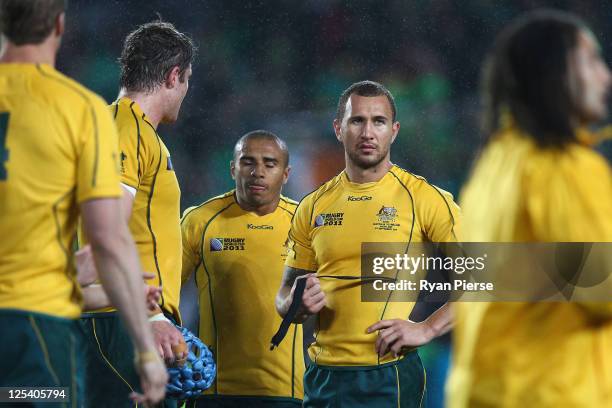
xmin=240 ymin=180 xmax=280 ymax=209
xmin=346 ymin=143 xmax=389 ymax=170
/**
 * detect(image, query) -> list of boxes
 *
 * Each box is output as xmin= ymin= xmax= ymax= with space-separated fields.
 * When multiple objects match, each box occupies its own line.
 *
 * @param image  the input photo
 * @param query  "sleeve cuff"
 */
xmin=285 ymin=257 xmax=317 ymax=272
xmin=121 ymin=183 xmax=137 ymax=197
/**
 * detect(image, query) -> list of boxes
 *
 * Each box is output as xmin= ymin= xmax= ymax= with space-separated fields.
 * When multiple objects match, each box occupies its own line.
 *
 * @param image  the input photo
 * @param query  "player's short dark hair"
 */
xmin=482 ymin=9 xmax=588 ymax=147
xmin=234 ymin=130 xmax=290 ymax=167
xmin=0 ymin=0 xmax=66 ymax=45
xmin=336 ymin=80 xmax=397 ymax=123
xmin=119 ymin=20 xmax=196 ymax=93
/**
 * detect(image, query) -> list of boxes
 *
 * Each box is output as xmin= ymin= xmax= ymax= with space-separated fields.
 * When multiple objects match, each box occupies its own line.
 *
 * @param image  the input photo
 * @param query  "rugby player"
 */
xmin=0 ymin=0 xmax=166 ymax=405
xmin=182 ymin=131 xmax=304 ymax=407
xmin=276 ymin=81 xmax=460 ymax=407
xmin=77 ymin=20 xmax=195 ymax=407
xmin=447 ymin=10 xmax=612 ymax=407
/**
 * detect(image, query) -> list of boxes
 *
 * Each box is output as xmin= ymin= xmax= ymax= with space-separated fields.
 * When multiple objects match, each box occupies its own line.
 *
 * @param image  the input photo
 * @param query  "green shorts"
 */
xmin=303 ymin=351 xmax=426 ymax=408
xmin=186 ymin=396 xmax=302 ymax=408
xmin=0 ymin=309 xmax=84 ymax=408
xmin=78 ymin=311 xmax=178 ymax=408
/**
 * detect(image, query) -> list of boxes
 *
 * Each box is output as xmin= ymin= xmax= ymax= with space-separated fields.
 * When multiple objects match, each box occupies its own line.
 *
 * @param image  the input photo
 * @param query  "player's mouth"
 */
xmin=358 ymin=143 xmax=377 ymax=154
xmin=247 ymin=183 xmax=267 ymax=193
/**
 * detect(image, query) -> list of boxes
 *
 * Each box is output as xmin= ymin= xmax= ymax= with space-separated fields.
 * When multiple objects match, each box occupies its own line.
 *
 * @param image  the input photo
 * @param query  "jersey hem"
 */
xmin=77 ymin=189 xmax=122 ymax=203
xmin=284 ymin=259 xmax=317 ymax=272
xmin=309 ymin=349 xmax=417 ymax=371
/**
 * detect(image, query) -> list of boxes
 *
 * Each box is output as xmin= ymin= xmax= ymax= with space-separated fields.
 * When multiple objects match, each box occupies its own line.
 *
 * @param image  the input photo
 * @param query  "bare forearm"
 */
xmin=275 ymin=266 xmax=311 ymax=317
xmin=92 ymin=231 xmax=155 ymax=352
xmin=81 ymin=284 xmax=110 ymax=311
xmin=275 ymin=284 xmax=292 ymax=317
xmin=423 ymin=303 xmax=453 ymax=340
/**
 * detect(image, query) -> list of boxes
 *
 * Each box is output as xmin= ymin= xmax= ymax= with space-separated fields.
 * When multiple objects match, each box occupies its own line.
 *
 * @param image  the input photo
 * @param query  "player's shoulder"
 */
xmin=566 ymin=143 xmax=611 ymax=177
xmin=34 ymin=64 xmax=107 ymax=111
xmin=278 ymin=195 xmax=299 ymax=216
xmin=528 ymin=142 xmax=612 ymax=193
xmin=296 ymin=172 xmax=344 ymax=211
xmin=112 ymin=99 xmax=158 ymax=142
xmin=390 ymin=165 xmax=457 ymax=204
xmin=181 ymin=190 xmax=236 ymax=227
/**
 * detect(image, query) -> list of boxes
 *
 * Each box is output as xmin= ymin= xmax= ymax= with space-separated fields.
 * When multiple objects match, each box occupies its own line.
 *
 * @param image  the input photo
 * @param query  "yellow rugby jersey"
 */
xmin=286 ymin=165 xmax=461 ymax=366
xmin=107 ymin=97 xmax=182 ymax=319
xmin=447 ymin=128 xmax=612 ymax=408
xmin=181 ymin=191 xmax=304 ymax=399
xmin=0 ymin=64 xmax=121 ymax=319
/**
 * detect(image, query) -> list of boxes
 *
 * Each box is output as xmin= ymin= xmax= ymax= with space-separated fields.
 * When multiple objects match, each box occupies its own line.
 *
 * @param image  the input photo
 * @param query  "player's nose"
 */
xmin=250 ymin=163 xmax=265 ymax=177
xmin=361 ymin=120 xmax=375 ymax=139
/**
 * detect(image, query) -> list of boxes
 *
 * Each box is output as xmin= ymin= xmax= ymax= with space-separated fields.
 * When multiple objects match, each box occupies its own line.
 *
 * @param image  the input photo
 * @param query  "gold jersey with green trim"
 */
xmin=181 ymin=191 xmax=304 ymax=399
xmin=106 ymin=96 xmax=182 ymax=320
xmin=286 ymin=165 xmax=461 ymax=366
xmin=447 ymin=128 xmax=612 ymax=408
xmin=0 ymin=64 xmax=122 ymax=319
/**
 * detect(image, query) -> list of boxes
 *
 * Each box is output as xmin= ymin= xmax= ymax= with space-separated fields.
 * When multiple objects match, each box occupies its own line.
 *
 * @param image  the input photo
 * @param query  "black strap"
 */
xmin=270 ymin=277 xmax=307 ymax=350
xmin=269 ymin=275 xmax=396 ymax=350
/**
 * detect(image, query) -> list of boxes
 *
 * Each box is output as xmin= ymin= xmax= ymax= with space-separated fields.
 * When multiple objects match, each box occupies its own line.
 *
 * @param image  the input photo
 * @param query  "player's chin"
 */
xmin=245 ymin=192 xmax=268 ymax=205
xmin=352 ymin=153 xmax=384 ymax=168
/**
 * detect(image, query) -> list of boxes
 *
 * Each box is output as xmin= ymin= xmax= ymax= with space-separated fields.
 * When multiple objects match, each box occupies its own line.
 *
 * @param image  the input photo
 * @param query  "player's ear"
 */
xmin=391 ymin=121 xmax=400 ymax=144
xmin=55 ymin=12 xmax=65 ymax=37
xmin=230 ymin=160 xmax=236 ymax=180
xmin=282 ymin=165 xmax=291 ymax=185
xmin=333 ymin=119 xmax=343 ymax=142
xmin=165 ymin=66 xmax=181 ymax=89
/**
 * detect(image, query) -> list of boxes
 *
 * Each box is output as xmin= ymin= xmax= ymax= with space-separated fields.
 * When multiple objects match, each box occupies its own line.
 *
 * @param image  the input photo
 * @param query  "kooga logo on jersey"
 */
xmin=347 ymin=195 xmax=372 ymax=201
xmin=247 ymin=224 xmax=274 ymax=230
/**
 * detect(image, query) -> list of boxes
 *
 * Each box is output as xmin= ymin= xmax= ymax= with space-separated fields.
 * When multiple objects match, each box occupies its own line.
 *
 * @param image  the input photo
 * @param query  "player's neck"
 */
xmin=235 ymin=193 xmax=280 ymax=216
xmin=344 ymin=159 xmax=392 ymax=184
xmin=0 ymin=41 xmax=56 ymax=66
xmin=119 ymin=90 xmax=164 ymax=129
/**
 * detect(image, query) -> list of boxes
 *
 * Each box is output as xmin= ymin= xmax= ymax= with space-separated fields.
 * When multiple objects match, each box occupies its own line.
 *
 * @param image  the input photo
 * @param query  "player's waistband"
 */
xmin=309 ymin=349 xmax=418 ymax=371
xmin=0 ymin=307 xmax=78 ymax=323
xmin=81 ymin=310 xmax=178 ymax=324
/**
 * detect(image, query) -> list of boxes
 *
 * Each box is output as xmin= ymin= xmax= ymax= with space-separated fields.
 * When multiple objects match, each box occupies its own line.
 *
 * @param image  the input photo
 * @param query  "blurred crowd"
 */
xmin=57 ymin=1 xmax=612 ymax=406
xmin=59 ymin=0 xmax=612 ymax=207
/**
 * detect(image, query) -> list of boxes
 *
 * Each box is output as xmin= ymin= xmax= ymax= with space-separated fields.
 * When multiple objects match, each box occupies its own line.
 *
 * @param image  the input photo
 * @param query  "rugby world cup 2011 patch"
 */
xmin=210 ymin=238 xmax=246 ymax=251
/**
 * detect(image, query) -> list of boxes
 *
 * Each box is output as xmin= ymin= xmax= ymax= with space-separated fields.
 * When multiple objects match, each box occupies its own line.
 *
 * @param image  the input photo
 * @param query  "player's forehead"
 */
xmin=237 ymin=138 xmax=283 ymax=159
xmin=345 ymin=94 xmax=393 ymax=119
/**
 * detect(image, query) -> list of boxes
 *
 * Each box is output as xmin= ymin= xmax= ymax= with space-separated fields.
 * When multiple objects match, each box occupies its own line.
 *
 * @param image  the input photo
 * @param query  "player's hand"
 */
xmin=151 ymin=320 xmax=186 ymax=365
xmin=290 ymin=273 xmax=326 ymax=322
xmin=367 ymin=319 xmax=434 ymax=357
xmin=144 ymin=285 xmax=162 ymax=312
xmin=75 ymin=244 xmax=98 ymax=286
xmin=141 ymin=272 xmax=162 ymax=312
xmin=130 ymin=351 xmax=168 ymax=406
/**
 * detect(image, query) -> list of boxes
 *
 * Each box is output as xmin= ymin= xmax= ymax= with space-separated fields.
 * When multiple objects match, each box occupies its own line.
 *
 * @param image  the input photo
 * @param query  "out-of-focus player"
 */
xmin=0 ymin=0 xmax=167 ymax=405
xmin=275 ymin=81 xmax=460 ymax=407
xmin=181 ymin=130 xmax=304 ymax=407
xmin=77 ymin=20 xmax=195 ymax=407
xmin=446 ymin=10 xmax=612 ymax=408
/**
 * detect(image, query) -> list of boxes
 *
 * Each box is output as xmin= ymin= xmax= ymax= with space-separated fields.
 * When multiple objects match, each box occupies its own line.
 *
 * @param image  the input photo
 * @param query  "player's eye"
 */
xmin=350 ymin=118 xmax=363 ymax=124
